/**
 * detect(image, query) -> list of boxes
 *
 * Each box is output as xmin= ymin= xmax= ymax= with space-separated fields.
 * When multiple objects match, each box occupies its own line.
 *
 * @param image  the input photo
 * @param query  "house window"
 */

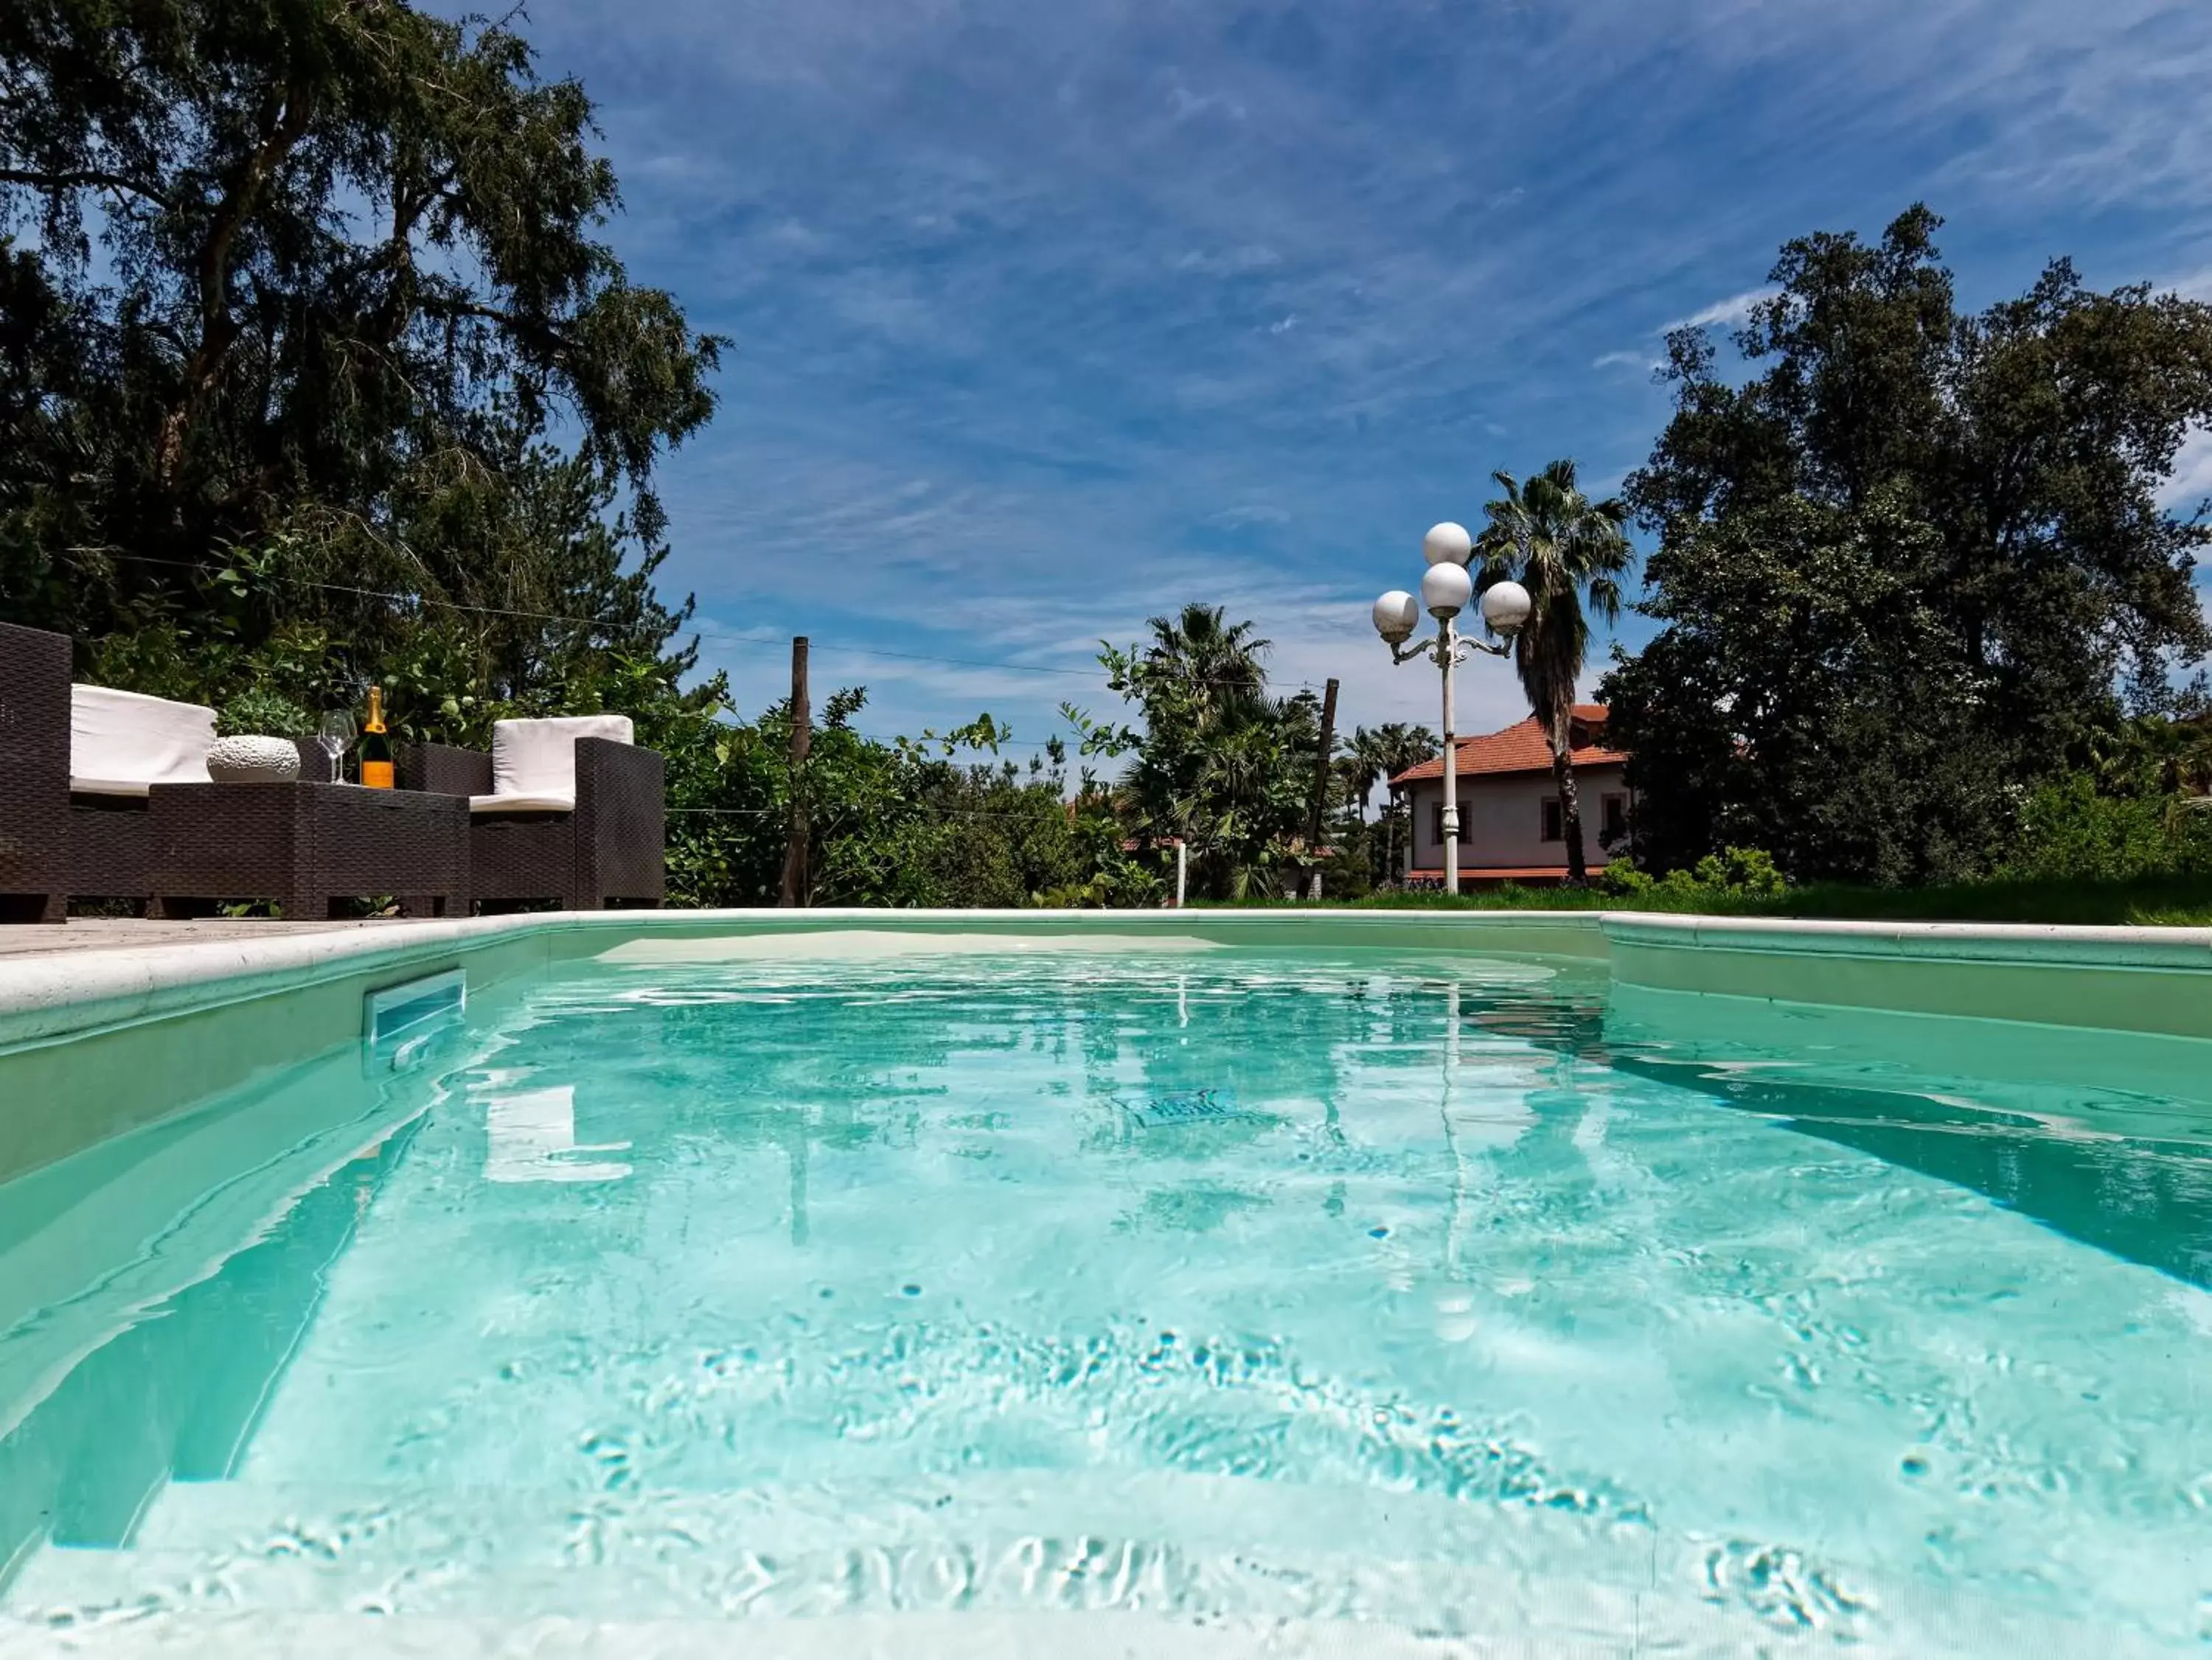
xmin=1601 ymin=793 xmax=1628 ymax=845
xmin=1430 ymin=798 xmax=1474 ymax=845
xmin=1540 ymin=797 xmax=1563 ymax=843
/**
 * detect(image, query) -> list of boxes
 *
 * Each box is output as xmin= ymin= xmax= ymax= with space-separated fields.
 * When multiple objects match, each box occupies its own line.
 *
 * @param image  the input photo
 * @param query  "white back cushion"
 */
xmin=487 ymin=714 xmax=633 ymax=807
xmin=71 ymin=685 xmax=217 ymax=797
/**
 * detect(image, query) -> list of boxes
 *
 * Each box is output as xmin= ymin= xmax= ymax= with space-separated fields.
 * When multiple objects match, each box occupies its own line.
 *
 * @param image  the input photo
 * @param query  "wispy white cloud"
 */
xmin=2159 ymin=428 xmax=2212 ymax=513
xmin=1588 ymin=286 xmax=1774 ymax=380
xmin=2160 ymin=267 xmax=2212 ymax=301
xmin=1207 ymin=503 xmax=1293 ymax=529
xmin=1661 ymin=287 xmax=1780 ymax=332
xmin=1173 ymin=245 xmax=1281 ymax=275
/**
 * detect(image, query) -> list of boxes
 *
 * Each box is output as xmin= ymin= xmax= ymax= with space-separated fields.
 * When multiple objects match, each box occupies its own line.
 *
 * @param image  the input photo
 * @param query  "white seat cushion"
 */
xmin=470 ymin=791 xmax=577 ymax=815
xmin=482 ymin=714 xmax=633 ymax=810
xmin=71 ymin=685 xmax=217 ymax=798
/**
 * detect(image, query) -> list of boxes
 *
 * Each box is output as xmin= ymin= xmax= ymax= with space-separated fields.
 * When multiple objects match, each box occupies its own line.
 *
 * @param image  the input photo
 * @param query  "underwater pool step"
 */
xmin=4 ymin=1474 xmax=1764 ymax=1643
xmin=0 ymin=1607 xmax=1613 ymax=1660
xmin=0 ymin=1535 xmax=2157 ymax=1658
xmin=3 ymin=1478 xmax=2179 ymax=1657
xmin=0 ymin=1534 xmax=1820 ymax=1654
xmin=123 ymin=1471 xmax=1660 ymax=1575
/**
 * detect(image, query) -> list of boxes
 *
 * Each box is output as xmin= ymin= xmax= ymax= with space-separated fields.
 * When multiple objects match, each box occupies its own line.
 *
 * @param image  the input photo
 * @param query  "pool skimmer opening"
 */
xmin=363 ymin=969 xmax=466 ymax=1070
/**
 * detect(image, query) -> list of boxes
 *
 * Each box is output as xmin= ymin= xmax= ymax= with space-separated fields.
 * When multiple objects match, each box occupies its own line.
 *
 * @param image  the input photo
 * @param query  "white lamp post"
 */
xmin=1373 ymin=523 xmax=1531 ymax=895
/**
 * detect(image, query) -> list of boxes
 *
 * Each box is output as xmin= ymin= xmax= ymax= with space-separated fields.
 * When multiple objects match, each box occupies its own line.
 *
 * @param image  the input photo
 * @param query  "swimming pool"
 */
xmin=1 ymin=929 xmax=2208 ymax=1655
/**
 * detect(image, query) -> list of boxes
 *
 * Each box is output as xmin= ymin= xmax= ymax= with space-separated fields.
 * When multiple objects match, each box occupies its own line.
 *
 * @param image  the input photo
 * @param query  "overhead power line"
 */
xmin=60 ymin=551 xmax=1325 ymax=693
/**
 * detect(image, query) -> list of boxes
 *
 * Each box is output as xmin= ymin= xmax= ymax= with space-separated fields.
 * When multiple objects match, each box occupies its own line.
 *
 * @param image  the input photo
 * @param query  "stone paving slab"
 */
xmin=0 ymin=917 xmax=415 ymax=958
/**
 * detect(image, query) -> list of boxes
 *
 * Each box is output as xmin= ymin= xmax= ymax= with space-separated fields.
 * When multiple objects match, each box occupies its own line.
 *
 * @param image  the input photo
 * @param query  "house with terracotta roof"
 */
xmin=1388 ymin=704 xmax=1630 ymax=885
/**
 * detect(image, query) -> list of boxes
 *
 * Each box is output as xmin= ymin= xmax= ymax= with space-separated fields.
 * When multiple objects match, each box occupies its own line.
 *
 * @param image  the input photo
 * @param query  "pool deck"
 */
xmin=0 ymin=918 xmax=420 ymax=957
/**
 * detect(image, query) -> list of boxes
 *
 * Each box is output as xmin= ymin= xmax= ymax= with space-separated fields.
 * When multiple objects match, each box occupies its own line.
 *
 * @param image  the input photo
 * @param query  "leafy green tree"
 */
xmin=801 ymin=704 xmax=1090 ymax=908
xmin=0 ymin=0 xmax=723 ymax=711
xmin=1607 ymin=206 xmax=2212 ymax=881
xmin=1602 ymin=492 xmax=2006 ymax=882
xmin=1475 ymin=459 xmax=1633 ymax=883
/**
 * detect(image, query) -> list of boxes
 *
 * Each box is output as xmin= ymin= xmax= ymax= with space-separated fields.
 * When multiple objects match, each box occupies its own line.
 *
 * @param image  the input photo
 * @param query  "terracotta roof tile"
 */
xmin=1390 ymin=704 xmax=1624 ymax=786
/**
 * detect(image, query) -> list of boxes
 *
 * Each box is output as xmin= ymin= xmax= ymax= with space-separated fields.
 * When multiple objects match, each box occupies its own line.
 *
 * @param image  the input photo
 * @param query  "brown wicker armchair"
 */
xmin=403 ymin=719 xmax=664 ymax=911
xmin=68 ymin=683 xmax=222 ymax=913
xmin=0 ymin=621 xmax=71 ymax=922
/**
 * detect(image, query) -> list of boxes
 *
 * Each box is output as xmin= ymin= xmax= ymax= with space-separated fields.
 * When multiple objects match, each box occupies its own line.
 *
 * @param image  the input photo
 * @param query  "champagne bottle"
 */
xmin=361 ymin=685 xmax=394 ymax=789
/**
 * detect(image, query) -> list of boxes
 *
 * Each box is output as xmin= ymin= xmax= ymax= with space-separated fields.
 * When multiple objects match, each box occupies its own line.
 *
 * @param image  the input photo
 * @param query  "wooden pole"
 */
xmin=777 ymin=635 xmax=811 ymax=907
xmin=1304 ymin=677 xmax=1339 ymax=901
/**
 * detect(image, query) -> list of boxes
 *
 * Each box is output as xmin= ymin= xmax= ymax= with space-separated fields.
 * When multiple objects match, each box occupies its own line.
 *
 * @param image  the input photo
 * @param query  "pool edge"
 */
xmin=8 ymin=907 xmax=2212 ymax=1186
xmin=12 ymin=907 xmax=2212 ymax=1051
xmin=1600 ymin=913 xmax=2212 ymax=1039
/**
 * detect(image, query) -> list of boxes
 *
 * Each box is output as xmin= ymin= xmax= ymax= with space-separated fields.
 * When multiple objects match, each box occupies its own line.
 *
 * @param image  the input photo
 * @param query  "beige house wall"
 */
xmin=1402 ymin=761 xmax=1630 ymax=874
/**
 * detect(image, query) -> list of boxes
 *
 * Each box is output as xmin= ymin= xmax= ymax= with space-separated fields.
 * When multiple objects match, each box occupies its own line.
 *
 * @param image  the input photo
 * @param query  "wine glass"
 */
xmin=318 ymin=709 xmax=356 ymax=784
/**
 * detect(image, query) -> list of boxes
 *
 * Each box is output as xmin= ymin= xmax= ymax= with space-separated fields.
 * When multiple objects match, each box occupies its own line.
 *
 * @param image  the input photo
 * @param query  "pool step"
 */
xmin=23 ymin=1471 xmax=1672 ymax=1621
xmin=11 ymin=1607 xmax=1563 ymax=1660
xmin=0 ymin=1532 xmax=1778 ymax=1656
xmin=0 ymin=1474 xmax=1747 ymax=1647
xmin=128 ymin=1469 xmax=1662 ymax=1578
xmin=1 ymin=1477 xmax=2170 ymax=1656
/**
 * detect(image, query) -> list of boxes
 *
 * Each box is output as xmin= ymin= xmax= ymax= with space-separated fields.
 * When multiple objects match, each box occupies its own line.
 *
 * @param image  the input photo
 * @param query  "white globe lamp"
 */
xmin=1422 ymin=521 xmax=1473 ymax=567
xmin=1419 ymin=561 xmax=1472 ymax=618
xmin=1371 ymin=590 xmax=1419 ymax=645
xmin=1479 ymin=579 xmax=1533 ymax=638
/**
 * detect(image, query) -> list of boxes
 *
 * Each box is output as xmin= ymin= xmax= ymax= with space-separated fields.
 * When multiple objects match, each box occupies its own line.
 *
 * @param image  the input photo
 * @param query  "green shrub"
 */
xmin=1603 ymin=845 xmax=1789 ymax=900
xmin=217 ymin=688 xmax=316 ymax=739
xmin=1691 ymin=846 xmax=1790 ymax=896
xmin=1997 ymin=773 xmax=2212 ymax=881
xmin=1599 ymin=859 xmax=1652 ymax=896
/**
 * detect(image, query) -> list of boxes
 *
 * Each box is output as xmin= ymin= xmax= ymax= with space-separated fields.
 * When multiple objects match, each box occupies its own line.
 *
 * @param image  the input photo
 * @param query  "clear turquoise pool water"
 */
xmin=1 ymin=942 xmax=2208 ymax=1654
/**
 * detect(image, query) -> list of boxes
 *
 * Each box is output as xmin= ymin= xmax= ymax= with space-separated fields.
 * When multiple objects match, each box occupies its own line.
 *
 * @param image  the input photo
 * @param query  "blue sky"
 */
xmin=500 ymin=0 xmax=2212 ymax=752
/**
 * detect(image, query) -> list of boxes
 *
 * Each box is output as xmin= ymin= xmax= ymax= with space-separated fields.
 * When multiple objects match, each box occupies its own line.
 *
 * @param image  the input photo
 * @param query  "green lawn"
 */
xmin=1231 ymin=875 xmax=2212 ymax=927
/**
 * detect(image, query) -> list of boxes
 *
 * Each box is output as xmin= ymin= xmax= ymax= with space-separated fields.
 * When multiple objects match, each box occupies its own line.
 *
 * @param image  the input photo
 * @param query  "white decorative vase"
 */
xmin=207 ymin=734 xmax=303 ymax=784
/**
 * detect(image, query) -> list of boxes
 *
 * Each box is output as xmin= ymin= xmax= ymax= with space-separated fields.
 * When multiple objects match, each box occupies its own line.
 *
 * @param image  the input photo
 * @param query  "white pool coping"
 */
xmin=1604 ymin=910 xmax=2212 ymax=966
xmin=0 ymin=911 xmax=555 ymax=1050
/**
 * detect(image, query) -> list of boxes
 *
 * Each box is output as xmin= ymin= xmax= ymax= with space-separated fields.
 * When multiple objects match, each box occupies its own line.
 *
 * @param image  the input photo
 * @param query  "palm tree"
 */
xmin=1475 ymin=460 xmax=1634 ymax=884
xmin=1144 ymin=604 xmax=1268 ymax=712
xmin=1376 ymin=722 xmax=1439 ymax=784
xmin=1340 ymin=723 xmax=1438 ymax=818
xmin=1341 ymin=727 xmax=1392 ymax=823
xmin=1339 ymin=722 xmax=1439 ymax=884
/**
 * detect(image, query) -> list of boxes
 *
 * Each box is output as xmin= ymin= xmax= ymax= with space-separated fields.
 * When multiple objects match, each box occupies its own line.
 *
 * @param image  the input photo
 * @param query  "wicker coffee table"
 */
xmin=147 ymin=782 xmax=469 ymax=920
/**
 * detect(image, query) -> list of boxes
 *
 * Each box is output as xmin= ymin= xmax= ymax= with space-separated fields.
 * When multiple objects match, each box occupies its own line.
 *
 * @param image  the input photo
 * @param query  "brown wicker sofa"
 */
xmin=402 ymin=716 xmax=664 ymax=911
